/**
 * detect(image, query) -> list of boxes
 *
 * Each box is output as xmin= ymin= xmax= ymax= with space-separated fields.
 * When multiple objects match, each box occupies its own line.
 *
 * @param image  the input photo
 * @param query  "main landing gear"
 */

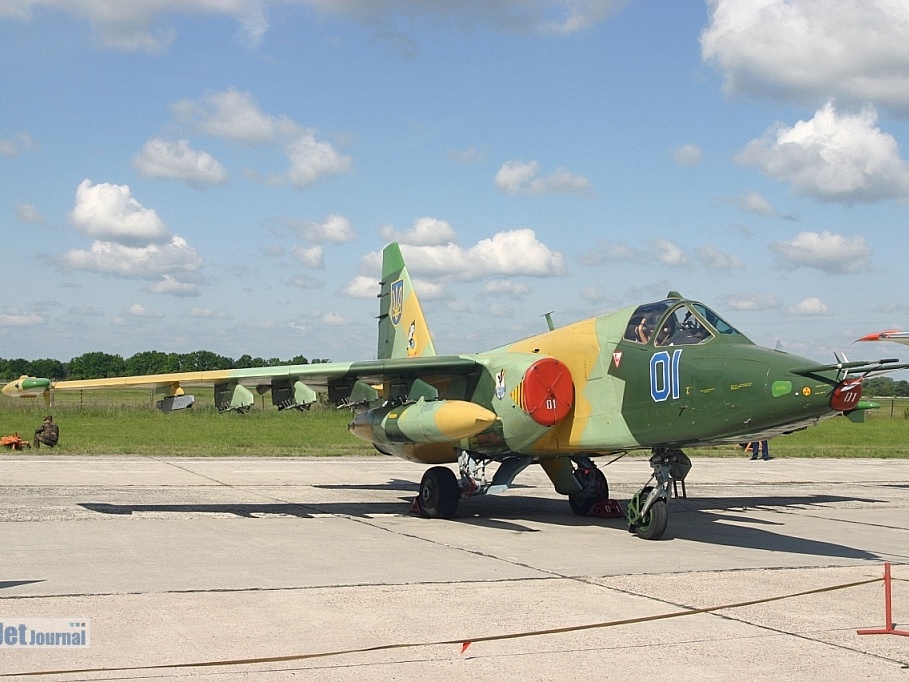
xmin=626 ymin=447 xmax=690 ymax=540
xmin=414 ymin=448 xmax=690 ymax=542
xmin=414 ymin=450 xmax=532 ymax=519
xmin=568 ymin=456 xmax=611 ymax=516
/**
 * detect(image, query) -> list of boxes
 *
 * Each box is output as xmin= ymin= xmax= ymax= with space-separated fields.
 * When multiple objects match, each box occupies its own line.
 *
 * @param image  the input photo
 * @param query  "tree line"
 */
xmin=862 ymin=376 xmax=909 ymax=397
xmin=0 ymin=351 xmax=331 ymax=382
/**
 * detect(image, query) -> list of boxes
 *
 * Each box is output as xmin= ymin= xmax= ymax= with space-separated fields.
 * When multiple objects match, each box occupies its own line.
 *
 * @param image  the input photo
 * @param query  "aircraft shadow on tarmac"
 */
xmin=311 ymin=478 xmax=418 ymax=492
xmin=78 ymin=501 xmax=409 ymax=518
xmin=0 ymin=580 xmax=45 ymax=591
xmin=77 ymin=490 xmax=887 ymax=560
xmin=312 ymin=480 xmax=533 ymax=492
xmin=451 ymin=492 xmax=887 ymax=560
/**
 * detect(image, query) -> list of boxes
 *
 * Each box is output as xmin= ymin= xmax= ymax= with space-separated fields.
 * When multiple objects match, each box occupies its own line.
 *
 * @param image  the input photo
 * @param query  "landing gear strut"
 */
xmin=568 ymin=456 xmax=609 ymax=516
xmin=627 ymin=448 xmax=690 ymax=540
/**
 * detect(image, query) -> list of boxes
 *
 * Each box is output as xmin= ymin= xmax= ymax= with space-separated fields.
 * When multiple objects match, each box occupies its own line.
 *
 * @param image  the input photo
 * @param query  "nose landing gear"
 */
xmin=627 ymin=448 xmax=690 ymax=540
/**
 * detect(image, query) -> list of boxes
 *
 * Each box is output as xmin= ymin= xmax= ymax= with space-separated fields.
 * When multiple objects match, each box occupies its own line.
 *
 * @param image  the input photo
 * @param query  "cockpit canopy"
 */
xmin=624 ymin=296 xmax=745 ymax=347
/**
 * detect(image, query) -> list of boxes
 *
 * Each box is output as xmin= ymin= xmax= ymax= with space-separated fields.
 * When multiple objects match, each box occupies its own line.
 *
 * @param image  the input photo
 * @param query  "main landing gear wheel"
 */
xmin=418 ymin=466 xmax=460 ymax=519
xmin=628 ymin=486 xmax=668 ymax=540
xmin=569 ymin=467 xmax=609 ymax=516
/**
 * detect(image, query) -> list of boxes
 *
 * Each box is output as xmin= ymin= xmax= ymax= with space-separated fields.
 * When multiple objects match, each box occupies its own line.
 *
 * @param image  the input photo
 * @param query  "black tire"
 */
xmin=634 ymin=495 xmax=668 ymax=540
xmin=419 ymin=466 xmax=460 ymax=519
xmin=568 ymin=467 xmax=608 ymax=516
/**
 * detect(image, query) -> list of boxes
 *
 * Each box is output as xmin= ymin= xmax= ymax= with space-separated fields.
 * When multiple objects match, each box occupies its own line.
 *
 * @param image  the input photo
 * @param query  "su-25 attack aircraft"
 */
xmin=5 ymin=243 xmax=909 ymax=540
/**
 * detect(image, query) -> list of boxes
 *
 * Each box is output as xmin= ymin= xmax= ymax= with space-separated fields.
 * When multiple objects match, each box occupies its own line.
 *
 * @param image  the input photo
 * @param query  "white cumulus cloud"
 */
xmin=172 ymin=88 xmax=297 ymax=144
xmin=480 ymin=280 xmax=531 ymax=300
xmin=0 ymin=312 xmax=44 ymax=326
xmin=292 ymin=245 xmax=324 ymax=269
xmin=341 ymin=274 xmax=380 ymax=299
xmin=289 ymin=214 xmax=356 ymax=243
xmin=724 ymin=294 xmax=780 ymax=311
xmin=379 ymin=217 xmax=458 ymax=246
xmin=737 ymin=103 xmax=909 ymax=203
xmin=146 ymin=275 xmax=200 ymax=296
xmin=702 ymin=0 xmax=909 ymax=114
xmin=396 ymin=229 xmax=568 ymax=281
xmin=285 ymin=132 xmax=352 ymax=188
xmin=653 ymin=239 xmax=687 ymax=267
xmin=696 ymin=244 xmax=744 ymax=270
xmin=133 ymin=138 xmax=227 ymax=186
xmin=69 ymin=179 xmax=170 ymax=244
xmin=125 ymin=302 xmax=163 ymax=318
xmin=495 ymin=160 xmax=592 ymax=196
xmin=770 ymin=230 xmax=872 ymax=274
xmin=787 ymin=297 xmax=831 ymax=316
xmin=173 ymin=88 xmax=351 ymax=188
xmin=736 ymin=192 xmax=776 ymax=216
xmin=60 ymin=235 xmax=203 ymax=280
xmin=358 ymin=229 xmax=566 ymax=281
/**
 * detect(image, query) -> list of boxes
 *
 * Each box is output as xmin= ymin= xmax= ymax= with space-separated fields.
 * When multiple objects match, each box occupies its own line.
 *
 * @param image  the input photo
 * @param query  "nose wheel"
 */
xmin=626 ymin=448 xmax=688 ymax=540
xmin=627 ymin=486 xmax=668 ymax=540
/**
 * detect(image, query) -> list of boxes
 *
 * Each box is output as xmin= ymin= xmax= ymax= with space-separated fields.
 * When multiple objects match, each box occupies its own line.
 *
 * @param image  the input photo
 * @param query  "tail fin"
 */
xmin=377 ymin=243 xmax=437 ymax=359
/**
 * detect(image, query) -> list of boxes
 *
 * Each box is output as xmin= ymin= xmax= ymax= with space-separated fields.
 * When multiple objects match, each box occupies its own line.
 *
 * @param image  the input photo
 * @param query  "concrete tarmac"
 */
xmin=1 ymin=454 xmax=908 ymax=680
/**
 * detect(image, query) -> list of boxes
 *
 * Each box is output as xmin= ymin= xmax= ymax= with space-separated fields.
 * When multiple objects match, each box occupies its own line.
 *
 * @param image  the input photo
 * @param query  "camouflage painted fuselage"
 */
xmin=361 ymin=296 xmax=852 ymax=465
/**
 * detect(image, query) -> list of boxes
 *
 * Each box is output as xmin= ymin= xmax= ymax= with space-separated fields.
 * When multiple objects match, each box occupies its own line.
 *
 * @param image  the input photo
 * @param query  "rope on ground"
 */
xmin=1 ymin=575 xmax=882 ymax=678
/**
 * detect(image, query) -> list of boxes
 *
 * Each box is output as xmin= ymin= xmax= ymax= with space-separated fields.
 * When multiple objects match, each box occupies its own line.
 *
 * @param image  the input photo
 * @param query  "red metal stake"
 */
xmin=857 ymin=563 xmax=909 ymax=637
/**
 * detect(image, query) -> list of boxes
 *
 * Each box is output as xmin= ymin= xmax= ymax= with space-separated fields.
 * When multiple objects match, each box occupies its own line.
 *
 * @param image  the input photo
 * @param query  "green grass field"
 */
xmin=1 ymin=389 xmax=907 ymax=457
xmin=0 ymin=391 xmax=376 ymax=456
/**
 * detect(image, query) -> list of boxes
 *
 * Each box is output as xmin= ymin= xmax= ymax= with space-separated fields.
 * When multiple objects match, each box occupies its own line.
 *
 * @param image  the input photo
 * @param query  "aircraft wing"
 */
xmin=856 ymin=330 xmax=909 ymax=346
xmin=46 ymin=356 xmax=482 ymax=390
xmin=2 ymin=356 xmax=483 ymax=412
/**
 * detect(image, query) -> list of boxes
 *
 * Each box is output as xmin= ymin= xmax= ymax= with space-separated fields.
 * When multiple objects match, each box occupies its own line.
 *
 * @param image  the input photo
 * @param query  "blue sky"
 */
xmin=2 ymin=0 xmax=909 ymax=369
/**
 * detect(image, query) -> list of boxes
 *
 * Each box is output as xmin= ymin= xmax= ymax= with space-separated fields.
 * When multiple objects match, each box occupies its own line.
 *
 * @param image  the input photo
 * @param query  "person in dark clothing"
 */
xmin=34 ymin=415 xmax=59 ymax=448
xmin=748 ymin=440 xmax=771 ymax=460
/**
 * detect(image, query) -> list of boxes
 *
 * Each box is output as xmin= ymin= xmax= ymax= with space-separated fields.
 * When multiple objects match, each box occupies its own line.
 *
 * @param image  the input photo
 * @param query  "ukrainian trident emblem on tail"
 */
xmin=390 ymin=279 xmax=404 ymax=326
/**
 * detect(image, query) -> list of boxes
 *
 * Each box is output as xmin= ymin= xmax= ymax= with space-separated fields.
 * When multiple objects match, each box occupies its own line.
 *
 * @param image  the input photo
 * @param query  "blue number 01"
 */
xmin=650 ymin=349 xmax=682 ymax=402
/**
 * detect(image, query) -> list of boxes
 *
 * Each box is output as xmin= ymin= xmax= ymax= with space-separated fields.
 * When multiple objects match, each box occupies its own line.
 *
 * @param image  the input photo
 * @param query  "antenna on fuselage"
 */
xmin=542 ymin=311 xmax=555 ymax=331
